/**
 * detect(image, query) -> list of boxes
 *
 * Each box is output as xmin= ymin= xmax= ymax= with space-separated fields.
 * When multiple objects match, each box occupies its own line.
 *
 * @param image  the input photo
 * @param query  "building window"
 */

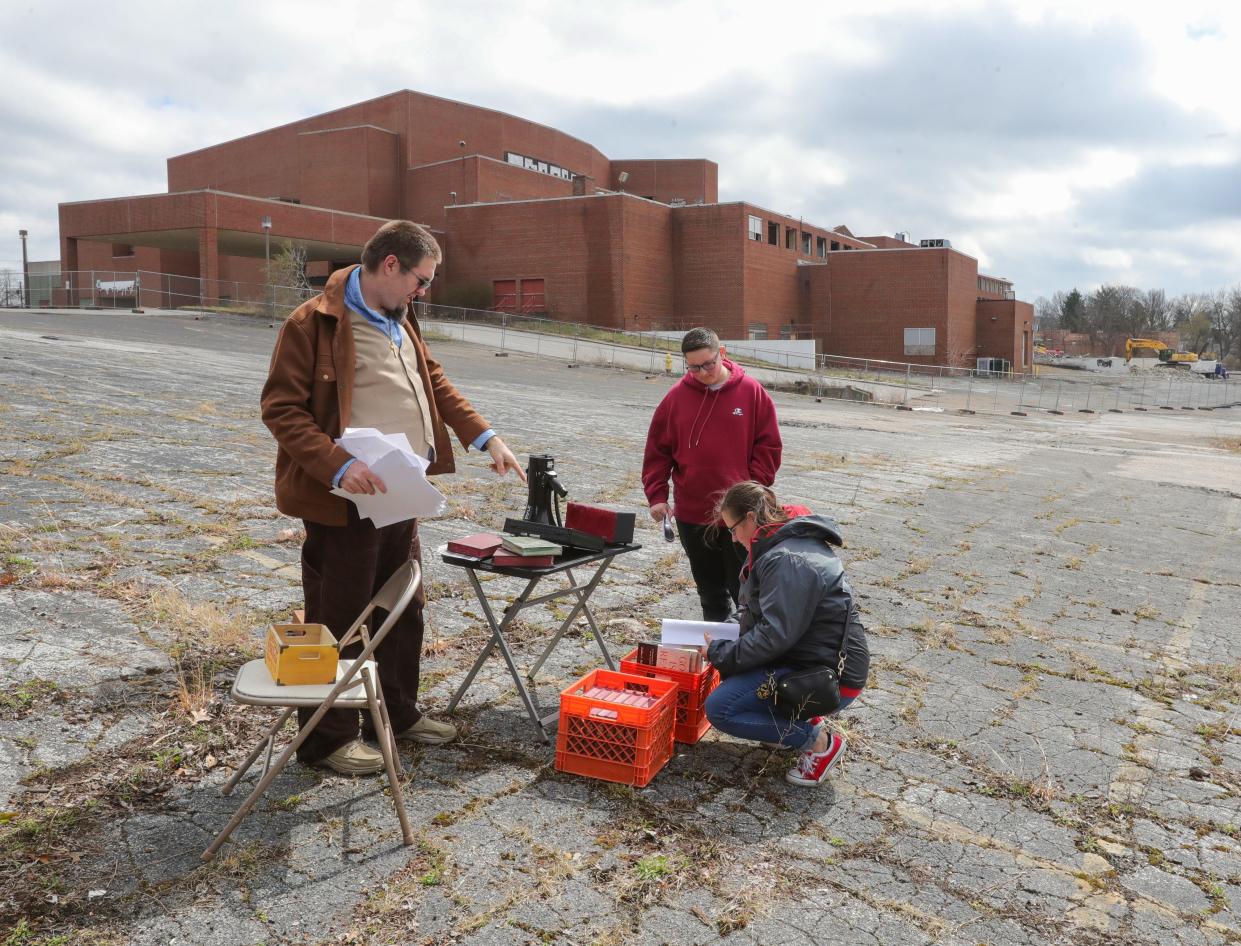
xmin=904 ymin=327 xmax=936 ymax=356
xmin=830 ymin=240 xmax=840 ymax=252
xmin=801 ymin=232 xmax=811 ymax=255
xmin=785 ymin=226 xmax=796 ymax=250
xmin=112 ymin=243 xmax=134 ymax=257
xmin=748 ymin=215 xmax=763 ymax=241
xmin=816 ymin=236 xmax=826 ymax=258
xmin=748 ymin=323 xmax=768 ymax=340
xmin=767 ymin=221 xmax=778 ymax=245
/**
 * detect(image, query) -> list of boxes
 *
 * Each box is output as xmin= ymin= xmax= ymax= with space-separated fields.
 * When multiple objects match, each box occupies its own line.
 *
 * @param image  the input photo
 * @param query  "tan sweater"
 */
xmin=349 ymin=317 xmax=435 ymax=459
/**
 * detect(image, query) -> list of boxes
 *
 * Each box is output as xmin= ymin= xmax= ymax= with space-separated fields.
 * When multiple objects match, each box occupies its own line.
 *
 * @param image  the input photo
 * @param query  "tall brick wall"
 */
xmin=975 ymin=299 xmax=1034 ymax=369
xmin=946 ymin=251 xmax=980 ymax=366
xmin=608 ymin=159 xmax=718 ymax=204
xmin=405 ymin=158 xmax=574 ymax=232
xmin=444 ymin=195 xmax=630 ymax=325
xmin=671 ymin=205 xmax=746 ymax=336
xmin=619 ymin=199 xmax=675 ymax=328
xmin=297 ymin=126 xmax=399 ymax=217
xmin=813 ymin=249 xmax=955 ymax=363
xmin=740 ymin=234 xmax=802 ymax=339
xmin=167 ymin=90 xmax=611 ymax=214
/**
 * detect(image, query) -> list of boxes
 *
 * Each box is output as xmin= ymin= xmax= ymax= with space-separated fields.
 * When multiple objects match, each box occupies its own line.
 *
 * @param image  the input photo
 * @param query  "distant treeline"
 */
xmin=1035 ymin=285 xmax=1241 ymax=361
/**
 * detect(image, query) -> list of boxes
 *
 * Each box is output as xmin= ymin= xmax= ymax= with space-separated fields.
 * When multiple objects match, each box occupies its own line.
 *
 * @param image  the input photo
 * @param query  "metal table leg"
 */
xmin=527 ymin=559 xmax=618 ymax=679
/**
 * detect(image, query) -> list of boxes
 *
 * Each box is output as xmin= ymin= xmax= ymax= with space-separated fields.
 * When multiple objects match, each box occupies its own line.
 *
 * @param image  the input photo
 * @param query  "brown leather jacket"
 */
xmin=260 ymin=265 xmax=489 ymax=526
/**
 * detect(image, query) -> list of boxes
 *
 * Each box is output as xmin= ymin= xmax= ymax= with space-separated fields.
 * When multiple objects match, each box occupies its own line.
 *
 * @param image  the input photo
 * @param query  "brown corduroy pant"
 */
xmin=295 ymin=505 xmax=428 ymax=764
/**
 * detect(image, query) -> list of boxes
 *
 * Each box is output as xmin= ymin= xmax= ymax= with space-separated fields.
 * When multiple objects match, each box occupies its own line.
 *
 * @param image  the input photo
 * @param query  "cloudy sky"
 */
xmin=1 ymin=0 xmax=1237 ymax=300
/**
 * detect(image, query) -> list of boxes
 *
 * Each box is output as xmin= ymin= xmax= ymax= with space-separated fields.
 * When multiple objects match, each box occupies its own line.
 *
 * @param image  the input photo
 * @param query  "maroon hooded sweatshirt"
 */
xmin=642 ymin=359 xmax=782 ymax=525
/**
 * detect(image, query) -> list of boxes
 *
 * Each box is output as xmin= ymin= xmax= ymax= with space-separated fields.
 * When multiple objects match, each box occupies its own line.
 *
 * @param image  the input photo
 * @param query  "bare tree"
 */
xmin=1202 ymin=289 xmax=1236 ymax=360
xmin=1134 ymin=288 xmax=1171 ymax=335
xmin=266 ymin=242 xmax=313 ymax=312
xmin=1033 ymin=295 xmax=1058 ymax=330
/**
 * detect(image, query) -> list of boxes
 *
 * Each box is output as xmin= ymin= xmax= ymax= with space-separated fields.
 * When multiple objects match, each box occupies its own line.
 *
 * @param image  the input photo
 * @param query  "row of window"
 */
xmin=977 ymin=276 xmax=1011 ymax=295
xmin=748 ymin=215 xmax=850 ymax=258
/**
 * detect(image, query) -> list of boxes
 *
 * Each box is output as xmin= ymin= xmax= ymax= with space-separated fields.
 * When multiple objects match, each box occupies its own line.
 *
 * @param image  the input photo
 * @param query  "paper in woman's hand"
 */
xmin=660 ymin=619 xmax=739 ymax=647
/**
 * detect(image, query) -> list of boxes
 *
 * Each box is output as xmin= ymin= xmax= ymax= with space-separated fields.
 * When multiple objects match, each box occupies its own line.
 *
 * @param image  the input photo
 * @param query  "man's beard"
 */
xmin=381 ymin=303 xmax=407 ymax=320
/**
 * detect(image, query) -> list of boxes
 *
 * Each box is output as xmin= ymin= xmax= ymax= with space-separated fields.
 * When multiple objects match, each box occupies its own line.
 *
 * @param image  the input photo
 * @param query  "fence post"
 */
xmin=1079 ymin=379 xmax=1096 ymax=413
xmin=1049 ymin=380 xmax=1064 ymax=414
xmin=500 ymin=312 xmax=507 ymax=353
xmin=1162 ymin=373 xmax=1174 ymax=409
xmin=962 ymin=374 xmax=975 ymax=413
xmin=1134 ymin=374 xmax=1148 ymax=411
xmin=1012 ymin=375 xmax=1027 ymax=415
xmin=901 ymin=364 xmax=911 ymax=409
xmin=1110 ymin=379 xmax=1123 ymax=413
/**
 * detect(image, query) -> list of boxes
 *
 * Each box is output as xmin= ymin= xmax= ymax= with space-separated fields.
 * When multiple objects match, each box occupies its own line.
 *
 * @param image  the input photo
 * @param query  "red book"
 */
xmin=447 ymin=532 xmax=504 ymax=558
xmin=565 ymin=502 xmax=635 ymax=544
xmin=492 ymin=552 xmax=556 ymax=567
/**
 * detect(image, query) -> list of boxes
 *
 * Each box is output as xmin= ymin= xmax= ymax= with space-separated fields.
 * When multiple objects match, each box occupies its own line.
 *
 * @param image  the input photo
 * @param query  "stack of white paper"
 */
xmin=660 ymin=619 xmax=740 ymax=646
xmin=329 ymin=427 xmax=447 ymax=527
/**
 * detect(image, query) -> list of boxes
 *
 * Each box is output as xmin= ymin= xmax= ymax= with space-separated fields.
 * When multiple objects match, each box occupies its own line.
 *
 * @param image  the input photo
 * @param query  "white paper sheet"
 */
xmin=329 ymin=427 xmax=445 ymax=527
xmin=660 ymin=619 xmax=740 ymax=646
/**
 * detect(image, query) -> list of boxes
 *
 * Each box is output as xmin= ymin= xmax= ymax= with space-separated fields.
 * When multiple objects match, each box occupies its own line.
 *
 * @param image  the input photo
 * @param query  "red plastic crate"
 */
xmin=619 ymin=649 xmax=720 ymax=745
xmin=555 ymin=669 xmax=677 ymax=787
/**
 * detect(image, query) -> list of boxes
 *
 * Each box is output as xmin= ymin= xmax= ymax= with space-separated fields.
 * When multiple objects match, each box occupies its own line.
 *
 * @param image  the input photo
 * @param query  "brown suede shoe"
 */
xmin=316 ymin=739 xmax=385 ymax=775
xmin=397 ymin=715 xmax=458 ymax=745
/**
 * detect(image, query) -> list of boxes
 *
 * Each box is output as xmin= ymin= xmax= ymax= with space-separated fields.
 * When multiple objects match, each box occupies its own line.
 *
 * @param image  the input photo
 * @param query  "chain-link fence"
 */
xmin=17 ymin=269 xmax=317 ymax=315
xmin=15 ymin=269 xmax=1239 ymax=416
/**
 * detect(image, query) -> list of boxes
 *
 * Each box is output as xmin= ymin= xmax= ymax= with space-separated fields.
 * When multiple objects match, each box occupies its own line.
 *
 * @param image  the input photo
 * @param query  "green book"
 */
xmin=501 ymin=534 xmax=563 ymax=556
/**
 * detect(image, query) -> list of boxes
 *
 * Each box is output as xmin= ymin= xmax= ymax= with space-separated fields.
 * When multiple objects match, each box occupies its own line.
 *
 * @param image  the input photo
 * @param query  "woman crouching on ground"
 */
xmin=703 ymin=481 xmax=870 ymax=786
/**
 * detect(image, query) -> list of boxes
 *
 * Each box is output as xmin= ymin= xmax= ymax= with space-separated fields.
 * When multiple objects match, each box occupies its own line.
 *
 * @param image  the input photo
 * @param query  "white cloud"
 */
xmin=1081 ymin=247 xmax=1134 ymax=269
xmin=0 ymin=0 xmax=1238 ymax=298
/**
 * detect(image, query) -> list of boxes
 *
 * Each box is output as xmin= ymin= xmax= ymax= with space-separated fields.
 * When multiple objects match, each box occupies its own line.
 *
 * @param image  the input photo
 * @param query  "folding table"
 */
xmin=441 ymin=543 xmax=640 ymax=742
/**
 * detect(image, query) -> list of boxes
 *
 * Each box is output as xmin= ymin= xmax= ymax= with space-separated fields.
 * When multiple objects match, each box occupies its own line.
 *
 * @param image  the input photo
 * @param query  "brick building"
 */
xmin=58 ymin=89 xmax=1032 ymax=369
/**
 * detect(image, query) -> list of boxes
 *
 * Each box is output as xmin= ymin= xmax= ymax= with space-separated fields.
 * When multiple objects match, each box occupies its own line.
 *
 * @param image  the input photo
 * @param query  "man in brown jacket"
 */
xmin=261 ymin=220 xmax=523 ymax=774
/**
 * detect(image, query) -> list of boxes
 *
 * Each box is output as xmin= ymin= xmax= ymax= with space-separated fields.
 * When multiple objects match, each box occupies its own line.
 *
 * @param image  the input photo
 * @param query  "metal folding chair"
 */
xmin=202 ymin=560 xmax=421 ymax=861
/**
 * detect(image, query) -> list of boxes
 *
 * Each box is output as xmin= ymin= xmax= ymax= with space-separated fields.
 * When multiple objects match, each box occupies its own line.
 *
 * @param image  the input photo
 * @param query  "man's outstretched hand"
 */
xmin=486 ymin=437 xmax=527 ymax=481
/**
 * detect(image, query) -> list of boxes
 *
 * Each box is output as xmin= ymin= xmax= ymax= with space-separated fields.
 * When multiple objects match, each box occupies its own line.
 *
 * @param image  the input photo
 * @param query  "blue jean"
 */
xmin=705 ymin=667 xmax=856 ymax=751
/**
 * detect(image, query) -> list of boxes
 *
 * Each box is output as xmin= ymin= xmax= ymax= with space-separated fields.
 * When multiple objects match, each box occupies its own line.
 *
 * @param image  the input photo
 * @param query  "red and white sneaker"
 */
xmin=785 ymin=731 xmax=846 ymax=786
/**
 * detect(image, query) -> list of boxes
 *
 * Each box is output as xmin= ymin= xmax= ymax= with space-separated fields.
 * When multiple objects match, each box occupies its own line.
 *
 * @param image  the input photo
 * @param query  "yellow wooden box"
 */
xmin=264 ymin=623 xmax=339 ymax=686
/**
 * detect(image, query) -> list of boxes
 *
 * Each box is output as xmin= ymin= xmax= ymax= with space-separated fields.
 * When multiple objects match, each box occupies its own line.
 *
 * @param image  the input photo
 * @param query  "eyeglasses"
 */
xmin=414 ymin=273 xmax=435 ymax=290
xmin=685 ymin=353 xmax=720 ymax=373
xmin=723 ymin=513 xmax=750 ymax=537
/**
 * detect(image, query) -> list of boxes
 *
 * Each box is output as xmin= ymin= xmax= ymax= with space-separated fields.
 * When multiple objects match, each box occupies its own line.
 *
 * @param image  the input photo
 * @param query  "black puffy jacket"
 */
xmin=706 ymin=515 xmax=870 ymax=689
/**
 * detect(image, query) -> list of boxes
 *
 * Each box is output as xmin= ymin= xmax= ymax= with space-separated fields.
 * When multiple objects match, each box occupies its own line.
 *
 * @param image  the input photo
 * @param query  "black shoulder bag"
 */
xmin=756 ymin=635 xmax=847 ymax=721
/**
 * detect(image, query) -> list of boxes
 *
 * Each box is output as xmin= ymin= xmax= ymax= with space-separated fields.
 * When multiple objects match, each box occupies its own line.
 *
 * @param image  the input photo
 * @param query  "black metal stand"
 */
xmin=441 ymin=543 xmax=640 ymax=743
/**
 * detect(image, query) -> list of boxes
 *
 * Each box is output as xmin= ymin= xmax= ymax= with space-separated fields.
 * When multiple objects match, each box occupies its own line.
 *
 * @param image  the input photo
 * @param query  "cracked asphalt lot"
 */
xmin=1 ymin=308 xmax=1238 ymax=946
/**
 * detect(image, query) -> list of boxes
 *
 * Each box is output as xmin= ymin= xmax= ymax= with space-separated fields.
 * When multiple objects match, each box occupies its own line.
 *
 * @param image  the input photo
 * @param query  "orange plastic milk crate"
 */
xmin=555 ymin=669 xmax=678 ymax=787
xmin=620 ymin=648 xmax=720 ymax=744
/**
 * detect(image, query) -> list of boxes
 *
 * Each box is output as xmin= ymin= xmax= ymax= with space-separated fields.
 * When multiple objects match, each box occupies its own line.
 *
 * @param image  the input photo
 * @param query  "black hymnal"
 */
xmin=503 ymin=518 xmax=605 ymax=552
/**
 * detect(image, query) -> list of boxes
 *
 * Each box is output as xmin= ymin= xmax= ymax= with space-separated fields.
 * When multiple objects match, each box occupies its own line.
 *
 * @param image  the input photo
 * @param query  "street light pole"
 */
xmin=19 ymin=229 xmax=29 ymax=308
xmin=261 ymin=215 xmax=272 ymax=317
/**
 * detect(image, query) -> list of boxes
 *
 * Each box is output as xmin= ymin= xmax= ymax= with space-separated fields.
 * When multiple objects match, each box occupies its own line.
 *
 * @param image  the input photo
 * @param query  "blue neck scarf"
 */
xmin=344 ymin=266 xmax=403 ymax=349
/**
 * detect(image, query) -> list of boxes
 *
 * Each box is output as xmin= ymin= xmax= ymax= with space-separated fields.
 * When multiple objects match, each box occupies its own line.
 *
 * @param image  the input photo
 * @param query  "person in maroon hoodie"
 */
xmin=642 ymin=328 xmax=782 ymax=621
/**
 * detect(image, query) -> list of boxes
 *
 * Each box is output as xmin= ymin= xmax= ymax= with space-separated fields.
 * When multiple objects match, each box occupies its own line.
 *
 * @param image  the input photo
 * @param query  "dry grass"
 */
xmin=907 ymin=619 xmax=960 ymax=650
xmin=1209 ymin=437 xmax=1241 ymax=453
xmin=904 ymin=555 xmax=934 ymax=576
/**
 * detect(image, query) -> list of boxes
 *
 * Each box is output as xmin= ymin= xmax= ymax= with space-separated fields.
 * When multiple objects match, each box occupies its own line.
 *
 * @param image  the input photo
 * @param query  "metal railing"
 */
xmin=15 ymin=268 xmax=1238 ymax=417
xmin=16 ymin=269 xmax=317 ymax=314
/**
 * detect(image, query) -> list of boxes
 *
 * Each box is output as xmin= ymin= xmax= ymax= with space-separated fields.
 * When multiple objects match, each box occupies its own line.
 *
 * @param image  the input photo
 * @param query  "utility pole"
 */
xmin=19 ymin=229 xmax=30 ymax=308
xmin=262 ymin=215 xmax=272 ymax=317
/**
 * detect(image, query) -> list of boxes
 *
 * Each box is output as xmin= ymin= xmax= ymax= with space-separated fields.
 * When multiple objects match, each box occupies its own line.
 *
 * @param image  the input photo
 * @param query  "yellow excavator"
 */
xmin=1125 ymin=338 xmax=1198 ymax=365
